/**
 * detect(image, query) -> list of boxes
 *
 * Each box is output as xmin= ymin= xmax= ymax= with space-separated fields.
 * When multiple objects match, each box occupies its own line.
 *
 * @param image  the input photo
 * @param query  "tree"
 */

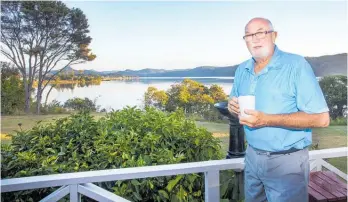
xmin=145 ymin=79 xmax=228 ymax=121
xmin=144 ymin=87 xmax=168 ymax=110
xmin=319 ymin=75 xmax=347 ymax=119
xmin=1 ymin=1 xmax=96 ymax=114
xmin=209 ymin=84 xmax=228 ymax=102
xmin=69 ymin=71 xmax=74 ymax=81
xmin=164 ymin=83 xmax=182 ymax=112
xmin=165 ymin=79 xmax=206 ymax=113
xmin=64 ymin=97 xmax=98 ymax=112
xmin=1 ymin=61 xmax=25 ymax=114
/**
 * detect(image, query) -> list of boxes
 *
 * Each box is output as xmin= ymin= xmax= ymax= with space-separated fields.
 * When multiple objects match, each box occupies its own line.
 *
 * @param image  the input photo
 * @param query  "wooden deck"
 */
xmin=309 ymin=171 xmax=347 ymax=202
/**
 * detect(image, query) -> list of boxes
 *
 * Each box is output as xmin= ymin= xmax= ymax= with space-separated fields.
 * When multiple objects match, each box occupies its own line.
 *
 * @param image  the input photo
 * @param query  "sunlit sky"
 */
xmin=2 ymin=1 xmax=347 ymax=71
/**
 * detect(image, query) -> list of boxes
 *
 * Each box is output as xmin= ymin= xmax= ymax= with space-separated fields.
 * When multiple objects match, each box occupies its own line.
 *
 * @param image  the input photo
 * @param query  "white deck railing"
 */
xmin=1 ymin=147 xmax=347 ymax=202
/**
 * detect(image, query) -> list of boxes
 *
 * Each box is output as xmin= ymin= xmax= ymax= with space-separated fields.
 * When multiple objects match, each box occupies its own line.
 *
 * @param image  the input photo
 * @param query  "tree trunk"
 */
xmin=44 ymin=85 xmax=54 ymax=111
xmin=36 ymin=68 xmax=44 ymax=114
xmin=337 ymin=106 xmax=343 ymax=119
xmin=36 ymin=82 xmax=42 ymax=114
xmin=23 ymin=78 xmax=30 ymax=113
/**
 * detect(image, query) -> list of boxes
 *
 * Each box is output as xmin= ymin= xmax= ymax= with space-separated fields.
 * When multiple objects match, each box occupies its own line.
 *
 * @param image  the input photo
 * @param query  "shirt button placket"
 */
xmin=250 ymin=76 xmax=258 ymax=95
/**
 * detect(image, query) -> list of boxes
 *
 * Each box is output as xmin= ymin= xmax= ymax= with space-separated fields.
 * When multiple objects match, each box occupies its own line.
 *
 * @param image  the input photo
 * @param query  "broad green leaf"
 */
xmin=133 ymin=191 xmax=142 ymax=201
xmin=158 ymin=190 xmax=169 ymax=199
xmin=171 ymin=194 xmax=181 ymax=202
xmin=177 ymin=185 xmax=186 ymax=199
xmin=46 ymin=148 xmax=56 ymax=154
xmin=187 ymin=174 xmax=198 ymax=183
xmin=131 ymin=179 xmax=141 ymax=186
xmin=166 ymin=175 xmax=183 ymax=192
xmin=220 ymin=180 xmax=229 ymax=197
xmin=194 ymin=138 xmax=199 ymax=146
xmin=193 ymin=190 xmax=201 ymax=197
xmin=148 ymin=180 xmax=154 ymax=189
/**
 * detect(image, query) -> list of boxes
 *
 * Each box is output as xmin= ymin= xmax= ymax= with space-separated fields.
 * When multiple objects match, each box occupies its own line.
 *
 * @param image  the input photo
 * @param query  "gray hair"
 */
xmin=265 ymin=18 xmax=274 ymax=31
xmin=245 ymin=17 xmax=274 ymax=31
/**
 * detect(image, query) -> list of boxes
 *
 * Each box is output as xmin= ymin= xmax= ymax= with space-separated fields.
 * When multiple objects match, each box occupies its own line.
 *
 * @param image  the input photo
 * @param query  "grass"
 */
xmin=1 ymin=114 xmax=347 ymax=173
xmin=196 ymin=121 xmax=347 ymax=174
xmin=0 ymin=112 xmax=105 ymax=145
xmin=195 ymin=121 xmax=229 ymax=133
xmin=311 ymin=126 xmax=347 ymax=174
xmin=1 ymin=112 xmax=105 ymax=136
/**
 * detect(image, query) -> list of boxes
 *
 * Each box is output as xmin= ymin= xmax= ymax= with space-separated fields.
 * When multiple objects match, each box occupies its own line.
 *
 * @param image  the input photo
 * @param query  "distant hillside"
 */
xmin=139 ymin=65 xmax=239 ymax=77
xmin=305 ymin=53 xmax=347 ymax=77
xmin=139 ymin=53 xmax=347 ymax=77
xmin=114 ymin=68 xmax=168 ymax=76
xmin=51 ymin=67 xmax=101 ymax=76
xmin=50 ymin=53 xmax=347 ymax=77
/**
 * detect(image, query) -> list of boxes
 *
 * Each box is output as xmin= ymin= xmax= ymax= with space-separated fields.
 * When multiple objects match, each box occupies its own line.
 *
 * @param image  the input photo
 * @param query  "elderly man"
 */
xmin=228 ymin=17 xmax=330 ymax=202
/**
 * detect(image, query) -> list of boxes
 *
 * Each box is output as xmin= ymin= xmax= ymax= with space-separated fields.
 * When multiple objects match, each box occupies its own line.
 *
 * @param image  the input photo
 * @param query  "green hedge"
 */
xmin=1 ymin=107 xmax=227 ymax=201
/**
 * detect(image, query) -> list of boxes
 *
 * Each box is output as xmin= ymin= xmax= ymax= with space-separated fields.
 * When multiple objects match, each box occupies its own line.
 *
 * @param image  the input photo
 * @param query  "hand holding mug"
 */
xmin=228 ymin=97 xmax=240 ymax=116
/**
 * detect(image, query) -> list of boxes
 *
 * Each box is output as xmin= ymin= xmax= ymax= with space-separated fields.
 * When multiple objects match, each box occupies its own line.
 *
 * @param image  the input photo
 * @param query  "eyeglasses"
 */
xmin=243 ymin=30 xmax=274 ymax=42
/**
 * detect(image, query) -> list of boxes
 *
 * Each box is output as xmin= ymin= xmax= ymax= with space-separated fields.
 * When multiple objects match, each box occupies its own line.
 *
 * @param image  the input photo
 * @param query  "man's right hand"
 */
xmin=228 ymin=97 xmax=240 ymax=116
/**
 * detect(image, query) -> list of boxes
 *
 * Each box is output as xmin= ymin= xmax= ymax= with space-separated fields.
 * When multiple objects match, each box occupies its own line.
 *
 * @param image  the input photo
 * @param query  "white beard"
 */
xmin=251 ymin=46 xmax=271 ymax=59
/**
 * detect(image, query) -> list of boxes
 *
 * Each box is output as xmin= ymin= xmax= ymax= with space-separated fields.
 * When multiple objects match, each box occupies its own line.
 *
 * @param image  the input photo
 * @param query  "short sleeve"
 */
xmin=295 ymin=59 xmax=329 ymax=114
xmin=229 ymin=66 xmax=241 ymax=99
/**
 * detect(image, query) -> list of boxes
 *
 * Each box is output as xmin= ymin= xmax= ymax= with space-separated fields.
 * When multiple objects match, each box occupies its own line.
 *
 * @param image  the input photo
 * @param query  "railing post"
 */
xmin=69 ymin=184 xmax=81 ymax=202
xmin=204 ymin=170 xmax=220 ymax=202
xmin=310 ymin=159 xmax=316 ymax=171
xmin=214 ymin=102 xmax=246 ymax=201
xmin=317 ymin=159 xmax=322 ymax=171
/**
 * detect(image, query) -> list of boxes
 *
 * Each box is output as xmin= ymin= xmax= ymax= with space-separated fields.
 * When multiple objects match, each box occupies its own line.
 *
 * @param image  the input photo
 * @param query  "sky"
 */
xmin=2 ymin=1 xmax=347 ymax=71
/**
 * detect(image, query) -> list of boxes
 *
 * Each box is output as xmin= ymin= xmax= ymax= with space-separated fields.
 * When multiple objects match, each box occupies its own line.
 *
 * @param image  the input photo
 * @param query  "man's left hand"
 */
xmin=239 ymin=109 xmax=268 ymax=128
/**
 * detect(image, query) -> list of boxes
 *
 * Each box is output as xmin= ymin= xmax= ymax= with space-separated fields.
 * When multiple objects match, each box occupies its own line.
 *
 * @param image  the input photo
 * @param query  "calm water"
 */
xmin=41 ymin=77 xmax=234 ymax=111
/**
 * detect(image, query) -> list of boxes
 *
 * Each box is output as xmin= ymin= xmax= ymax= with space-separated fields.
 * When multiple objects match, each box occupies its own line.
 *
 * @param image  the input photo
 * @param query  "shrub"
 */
xmin=1 ymin=107 xmax=224 ymax=201
xmin=42 ymin=100 xmax=67 ymax=114
xmin=1 ymin=62 xmax=25 ymax=115
xmin=330 ymin=117 xmax=347 ymax=126
xmin=64 ymin=97 xmax=99 ymax=112
xmin=144 ymin=79 xmax=228 ymax=122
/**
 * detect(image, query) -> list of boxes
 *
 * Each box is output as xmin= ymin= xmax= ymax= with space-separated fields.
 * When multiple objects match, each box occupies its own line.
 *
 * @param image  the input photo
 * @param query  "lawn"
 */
xmin=1 ymin=114 xmax=347 ymax=173
xmin=1 ymin=112 xmax=105 ymax=135
xmin=196 ymin=121 xmax=347 ymax=174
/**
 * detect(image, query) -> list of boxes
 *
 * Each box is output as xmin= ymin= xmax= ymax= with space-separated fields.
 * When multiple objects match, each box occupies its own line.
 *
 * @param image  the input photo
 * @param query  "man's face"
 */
xmin=244 ymin=20 xmax=276 ymax=60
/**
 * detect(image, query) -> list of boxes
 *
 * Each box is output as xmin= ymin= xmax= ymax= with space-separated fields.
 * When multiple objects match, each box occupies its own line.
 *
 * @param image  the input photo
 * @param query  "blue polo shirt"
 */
xmin=230 ymin=45 xmax=329 ymax=152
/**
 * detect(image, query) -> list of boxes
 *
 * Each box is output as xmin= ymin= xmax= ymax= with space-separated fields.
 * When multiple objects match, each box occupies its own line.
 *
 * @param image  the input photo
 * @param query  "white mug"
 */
xmin=238 ymin=95 xmax=255 ymax=117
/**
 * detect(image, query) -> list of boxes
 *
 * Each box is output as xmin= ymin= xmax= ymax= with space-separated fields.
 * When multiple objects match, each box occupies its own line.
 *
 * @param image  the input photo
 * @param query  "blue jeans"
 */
xmin=244 ymin=145 xmax=309 ymax=202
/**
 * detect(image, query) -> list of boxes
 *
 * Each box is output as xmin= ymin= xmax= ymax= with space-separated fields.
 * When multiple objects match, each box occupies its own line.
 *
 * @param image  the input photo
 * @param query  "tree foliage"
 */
xmin=319 ymin=75 xmax=347 ymax=119
xmin=64 ymin=97 xmax=99 ymax=112
xmin=1 ymin=1 xmax=96 ymax=114
xmin=144 ymin=87 xmax=168 ymax=110
xmin=145 ymin=79 xmax=228 ymax=121
xmin=1 ymin=61 xmax=25 ymax=114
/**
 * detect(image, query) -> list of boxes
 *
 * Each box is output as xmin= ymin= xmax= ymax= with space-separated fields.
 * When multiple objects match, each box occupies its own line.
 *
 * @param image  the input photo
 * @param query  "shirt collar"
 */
xmin=245 ymin=45 xmax=282 ymax=72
